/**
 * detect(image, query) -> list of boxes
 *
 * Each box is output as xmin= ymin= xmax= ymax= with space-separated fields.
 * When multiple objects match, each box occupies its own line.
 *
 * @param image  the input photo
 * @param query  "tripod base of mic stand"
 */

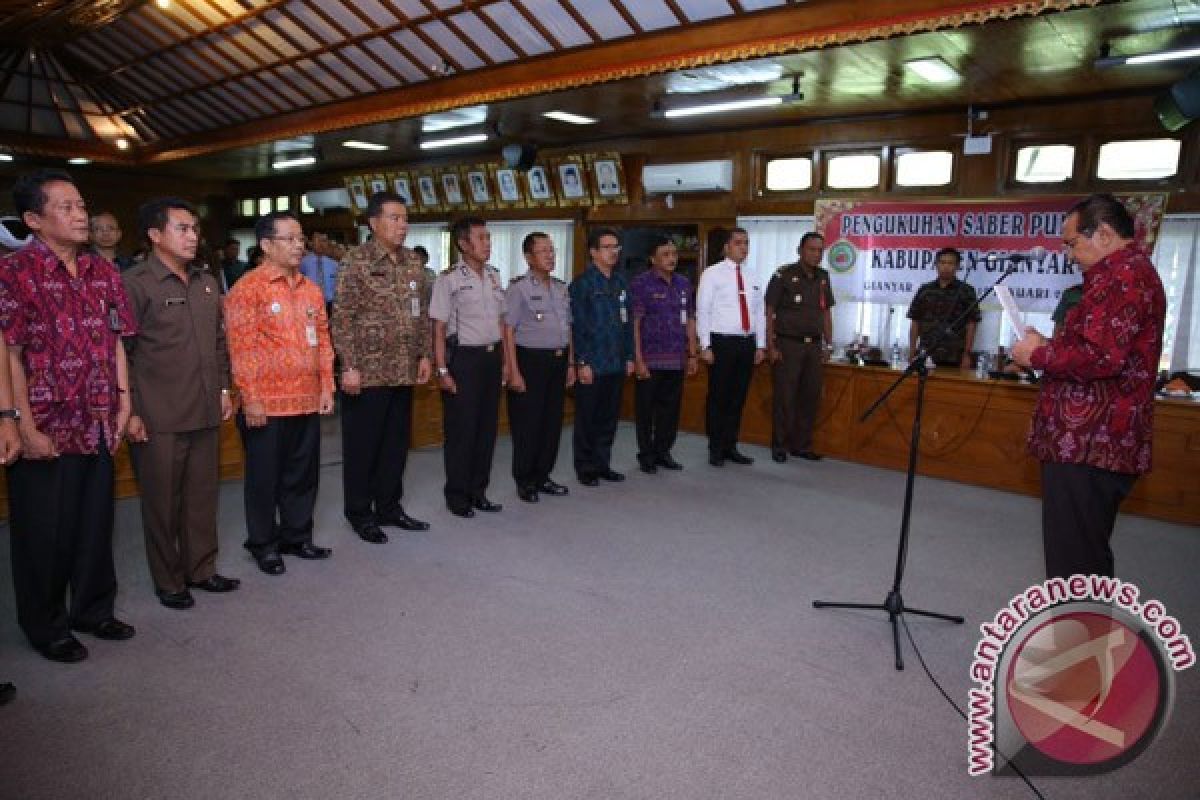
xmin=813 ymin=590 xmax=964 ymax=671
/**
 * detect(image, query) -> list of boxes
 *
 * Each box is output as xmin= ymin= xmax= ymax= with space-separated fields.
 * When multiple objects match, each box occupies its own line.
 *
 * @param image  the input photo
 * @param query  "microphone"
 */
xmin=1005 ymin=246 xmax=1048 ymax=263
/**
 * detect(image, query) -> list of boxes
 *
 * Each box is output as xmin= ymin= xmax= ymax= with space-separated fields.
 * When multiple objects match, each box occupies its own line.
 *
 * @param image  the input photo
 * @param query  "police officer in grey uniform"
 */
xmin=430 ymin=217 xmax=508 ymax=518
xmin=503 ymin=232 xmax=575 ymax=503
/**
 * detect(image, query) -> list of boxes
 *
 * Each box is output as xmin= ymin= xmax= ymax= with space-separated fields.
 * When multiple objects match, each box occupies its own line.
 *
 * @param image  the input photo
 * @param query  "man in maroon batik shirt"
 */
xmin=0 ymin=170 xmax=138 ymax=663
xmin=1012 ymin=193 xmax=1166 ymax=579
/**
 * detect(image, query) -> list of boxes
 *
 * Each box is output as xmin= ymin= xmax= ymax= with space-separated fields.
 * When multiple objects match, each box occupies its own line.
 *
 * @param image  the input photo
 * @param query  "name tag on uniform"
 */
xmin=619 ymin=290 xmax=628 ymax=324
xmin=680 ymin=291 xmax=688 ymax=326
xmin=410 ymin=296 xmax=421 ymax=317
xmin=535 ymin=311 xmax=544 ymax=322
xmin=305 ymin=324 xmax=318 ymax=347
xmin=108 ymin=304 xmax=121 ymax=331
xmin=165 ymin=297 xmax=186 ymax=306
xmin=370 ymin=270 xmax=387 ymax=277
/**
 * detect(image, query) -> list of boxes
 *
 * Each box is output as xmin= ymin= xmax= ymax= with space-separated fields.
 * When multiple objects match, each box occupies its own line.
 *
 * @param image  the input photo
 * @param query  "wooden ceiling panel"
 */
xmin=368 ymin=37 xmax=430 ymax=83
xmin=519 ymin=0 xmax=592 ymax=47
xmin=285 ymin=1 xmax=346 ymax=47
xmin=274 ymin=62 xmax=336 ymax=104
xmin=419 ymin=20 xmax=488 ymax=69
xmin=320 ymin=1 xmax=374 ymax=37
xmin=624 ymin=0 xmax=683 ymax=32
xmin=264 ymin=8 xmax=324 ymax=52
xmin=341 ymin=44 xmax=404 ymax=89
xmin=454 ymin=9 xmax=521 ymax=60
xmin=673 ymin=0 xmax=735 ymax=24
xmin=240 ymin=17 xmax=302 ymax=59
xmin=354 ymin=0 xmax=404 ymax=28
xmin=568 ymin=0 xmax=635 ymax=39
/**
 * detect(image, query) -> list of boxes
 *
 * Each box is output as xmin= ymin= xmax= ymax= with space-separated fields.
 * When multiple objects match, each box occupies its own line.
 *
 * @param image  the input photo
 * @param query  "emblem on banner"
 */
xmin=826 ymin=240 xmax=857 ymax=274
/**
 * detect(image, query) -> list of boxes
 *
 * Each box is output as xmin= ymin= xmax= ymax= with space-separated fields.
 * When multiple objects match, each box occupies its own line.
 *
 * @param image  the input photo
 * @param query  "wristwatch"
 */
xmin=0 ymin=408 xmax=20 ymax=421
xmin=436 ymin=367 xmax=450 ymax=377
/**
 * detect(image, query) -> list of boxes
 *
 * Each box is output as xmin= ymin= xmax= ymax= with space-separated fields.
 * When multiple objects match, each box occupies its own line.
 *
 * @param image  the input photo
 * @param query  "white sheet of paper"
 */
xmin=995 ymin=286 xmax=1025 ymax=339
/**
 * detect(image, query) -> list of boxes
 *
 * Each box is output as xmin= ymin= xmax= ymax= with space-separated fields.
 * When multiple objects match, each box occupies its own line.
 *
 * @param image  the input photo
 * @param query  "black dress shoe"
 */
xmin=0 ymin=682 xmax=14 ymax=705
xmin=473 ymin=497 xmax=503 ymax=512
xmin=72 ymin=618 xmax=136 ymax=641
xmin=378 ymin=508 xmax=430 ymax=531
xmin=279 ymin=542 xmax=332 ymax=559
xmin=726 ymin=450 xmax=754 ymax=465
xmin=518 ymin=487 xmax=539 ymax=503
xmin=156 ymin=589 xmax=195 ymax=610
xmin=656 ymin=455 xmax=683 ymax=471
xmin=638 ymin=461 xmax=657 ymax=474
xmin=187 ymin=574 xmax=241 ymax=593
xmin=538 ymin=480 xmax=569 ymax=496
xmin=255 ymin=552 xmax=286 ymax=575
xmin=793 ymin=450 xmax=823 ymax=461
xmin=772 ymin=450 xmax=787 ymax=463
xmin=578 ymin=474 xmax=599 ymax=487
xmin=37 ymin=636 xmax=88 ymax=663
xmin=353 ymin=523 xmax=388 ymax=544
xmin=599 ymin=469 xmax=625 ymax=482
xmin=708 ymin=454 xmax=725 ymax=467
xmin=449 ymin=505 xmax=475 ymax=518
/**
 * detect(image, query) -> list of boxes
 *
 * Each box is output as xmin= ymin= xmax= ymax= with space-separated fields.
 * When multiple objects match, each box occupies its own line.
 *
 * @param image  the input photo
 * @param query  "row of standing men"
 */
xmin=0 ymin=172 xmax=833 ymax=669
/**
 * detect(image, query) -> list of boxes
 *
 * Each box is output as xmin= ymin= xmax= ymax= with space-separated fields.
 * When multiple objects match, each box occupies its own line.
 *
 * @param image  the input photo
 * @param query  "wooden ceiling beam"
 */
xmin=511 ymin=1 xmax=563 ymax=51
xmin=332 ymin=2 xmax=411 ymax=89
xmin=485 ymin=2 xmax=541 ymax=57
xmin=609 ymin=1 xmax=645 ymax=35
xmin=659 ymin=0 xmax=690 ymax=26
xmin=557 ymin=1 xmax=602 ymax=44
xmin=134 ymin=0 xmax=1107 ymax=162
xmin=300 ymin=2 xmax=390 ymax=93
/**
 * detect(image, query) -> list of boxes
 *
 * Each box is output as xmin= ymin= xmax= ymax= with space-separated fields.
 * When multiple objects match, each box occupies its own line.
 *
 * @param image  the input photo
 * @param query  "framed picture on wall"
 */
xmin=367 ymin=173 xmax=389 ymax=196
xmin=587 ymin=152 xmax=628 ymax=205
xmin=491 ymin=165 xmax=526 ymax=208
xmin=525 ymin=164 xmax=558 ymax=208
xmin=440 ymin=170 xmax=465 ymax=208
xmin=465 ymin=167 xmax=492 ymax=209
xmin=388 ymin=171 xmax=414 ymax=207
xmin=554 ymin=155 xmax=591 ymax=207
xmin=344 ymin=175 xmax=369 ymax=212
xmin=415 ymin=171 xmax=441 ymax=213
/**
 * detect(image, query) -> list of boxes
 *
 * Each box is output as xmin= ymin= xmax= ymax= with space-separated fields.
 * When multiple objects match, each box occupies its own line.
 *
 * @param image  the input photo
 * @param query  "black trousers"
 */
xmin=635 ymin=368 xmax=684 ymax=464
xmin=7 ymin=449 xmax=117 ymax=649
xmin=237 ymin=413 xmax=320 ymax=556
xmin=706 ymin=333 xmax=756 ymax=457
xmin=341 ymin=385 xmax=413 ymax=527
xmin=442 ymin=344 xmax=502 ymax=511
xmin=508 ymin=346 xmax=568 ymax=490
xmin=1041 ymin=461 xmax=1137 ymax=579
xmin=573 ymin=372 xmax=624 ymax=478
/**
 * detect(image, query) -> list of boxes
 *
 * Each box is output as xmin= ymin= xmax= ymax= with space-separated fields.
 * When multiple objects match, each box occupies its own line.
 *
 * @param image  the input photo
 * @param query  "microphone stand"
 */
xmin=813 ymin=260 xmax=1018 ymax=670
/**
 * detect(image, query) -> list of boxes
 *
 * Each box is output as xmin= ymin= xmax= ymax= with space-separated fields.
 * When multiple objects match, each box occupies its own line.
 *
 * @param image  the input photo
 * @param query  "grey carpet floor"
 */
xmin=1 ymin=422 xmax=1197 ymax=800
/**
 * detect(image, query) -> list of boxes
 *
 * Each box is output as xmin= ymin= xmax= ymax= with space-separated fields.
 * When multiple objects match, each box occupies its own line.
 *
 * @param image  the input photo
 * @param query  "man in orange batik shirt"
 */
xmin=225 ymin=211 xmax=335 ymax=577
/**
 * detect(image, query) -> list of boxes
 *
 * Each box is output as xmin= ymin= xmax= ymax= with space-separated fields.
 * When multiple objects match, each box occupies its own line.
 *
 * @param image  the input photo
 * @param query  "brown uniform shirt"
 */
xmin=765 ymin=263 xmax=836 ymax=339
xmin=331 ymin=239 xmax=432 ymax=387
xmin=122 ymin=254 xmax=230 ymax=433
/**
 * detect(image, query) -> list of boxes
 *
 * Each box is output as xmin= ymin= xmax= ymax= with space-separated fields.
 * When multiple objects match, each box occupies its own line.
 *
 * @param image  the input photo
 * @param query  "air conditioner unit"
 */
xmin=304 ymin=188 xmax=351 ymax=213
xmin=642 ymin=160 xmax=734 ymax=194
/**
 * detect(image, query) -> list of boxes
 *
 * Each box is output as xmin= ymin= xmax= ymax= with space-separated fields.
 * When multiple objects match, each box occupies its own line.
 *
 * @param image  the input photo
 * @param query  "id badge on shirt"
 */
xmin=410 ymin=296 xmax=421 ymax=318
xmin=305 ymin=307 xmax=318 ymax=347
xmin=680 ymin=290 xmax=688 ymax=327
xmin=107 ymin=303 xmax=121 ymax=332
xmin=618 ymin=289 xmax=628 ymax=324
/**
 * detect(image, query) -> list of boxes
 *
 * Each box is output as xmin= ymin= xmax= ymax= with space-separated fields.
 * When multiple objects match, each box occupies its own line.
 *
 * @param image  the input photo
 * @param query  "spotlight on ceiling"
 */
xmin=115 ymin=138 xmax=130 ymax=150
xmin=68 ymin=157 xmax=90 ymax=165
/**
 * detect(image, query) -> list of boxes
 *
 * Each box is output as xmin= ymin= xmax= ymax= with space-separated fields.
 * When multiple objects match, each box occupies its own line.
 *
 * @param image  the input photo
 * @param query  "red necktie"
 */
xmin=735 ymin=263 xmax=750 ymax=333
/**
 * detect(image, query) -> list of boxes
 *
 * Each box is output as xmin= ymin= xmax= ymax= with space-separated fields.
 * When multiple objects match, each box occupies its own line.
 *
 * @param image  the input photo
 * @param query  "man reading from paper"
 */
xmin=1011 ymin=194 xmax=1165 ymax=580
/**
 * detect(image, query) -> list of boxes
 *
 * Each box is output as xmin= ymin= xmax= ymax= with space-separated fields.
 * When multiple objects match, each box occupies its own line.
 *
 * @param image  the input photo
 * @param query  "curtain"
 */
xmin=1152 ymin=215 xmax=1200 ymax=372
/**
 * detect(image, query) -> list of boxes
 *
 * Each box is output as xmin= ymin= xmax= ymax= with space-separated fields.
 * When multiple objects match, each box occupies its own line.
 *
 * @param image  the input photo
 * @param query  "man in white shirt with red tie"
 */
xmin=697 ymin=227 xmax=765 ymax=466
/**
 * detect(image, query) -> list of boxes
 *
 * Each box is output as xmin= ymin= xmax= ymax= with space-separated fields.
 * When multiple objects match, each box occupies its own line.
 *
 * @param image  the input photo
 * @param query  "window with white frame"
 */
xmin=894 ymin=150 xmax=954 ymax=187
xmin=1014 ymin=144 xmax=1075 ymax=183
xmin=825 ymin=152 xmax=882 ymax=190
xmin=1096 ymin=138 xmax=1182 ymax=181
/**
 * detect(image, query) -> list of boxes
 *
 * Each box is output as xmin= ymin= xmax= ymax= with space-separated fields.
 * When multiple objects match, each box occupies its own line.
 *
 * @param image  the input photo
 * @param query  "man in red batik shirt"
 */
xmin=1012 ymin=193 xmax=1166 ymax=579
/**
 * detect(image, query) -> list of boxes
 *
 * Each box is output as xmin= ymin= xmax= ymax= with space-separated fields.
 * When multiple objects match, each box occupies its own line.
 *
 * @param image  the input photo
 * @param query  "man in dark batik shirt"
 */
xmin=1013 ymin=194 xmax=1166 ymax=579
xmin=907 ymin=247 xmax=980 ymax=369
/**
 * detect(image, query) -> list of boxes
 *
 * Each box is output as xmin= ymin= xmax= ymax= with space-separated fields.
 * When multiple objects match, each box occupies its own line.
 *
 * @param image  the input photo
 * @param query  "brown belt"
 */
xmin=778 ymin=333 xmax=821 ymax=344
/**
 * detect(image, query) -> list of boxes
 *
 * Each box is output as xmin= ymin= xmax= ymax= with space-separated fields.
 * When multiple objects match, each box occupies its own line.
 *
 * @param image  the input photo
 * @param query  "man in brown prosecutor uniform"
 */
xmin=123 ymin=197 xmax=239 ymax=610
xmin=765 ymin=232 xmax=835 ymax=463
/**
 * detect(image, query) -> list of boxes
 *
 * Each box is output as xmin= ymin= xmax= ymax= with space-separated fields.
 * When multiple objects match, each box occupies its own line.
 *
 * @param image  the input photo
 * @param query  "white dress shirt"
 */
xmin=696 ymin=258 xmax=765 ymax=348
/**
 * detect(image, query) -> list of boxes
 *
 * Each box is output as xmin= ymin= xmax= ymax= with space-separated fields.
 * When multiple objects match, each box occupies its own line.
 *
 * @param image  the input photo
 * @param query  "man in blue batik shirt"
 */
xmin=300 ymin=231 xmax=339 ymax=315
xmin=569 ymin=227 xmax=634 ymax=486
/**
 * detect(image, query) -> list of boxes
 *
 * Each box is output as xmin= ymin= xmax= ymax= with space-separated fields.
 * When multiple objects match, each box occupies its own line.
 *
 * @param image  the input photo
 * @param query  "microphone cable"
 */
xmin=900 ymin=614 xmax=1049 ymax=800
